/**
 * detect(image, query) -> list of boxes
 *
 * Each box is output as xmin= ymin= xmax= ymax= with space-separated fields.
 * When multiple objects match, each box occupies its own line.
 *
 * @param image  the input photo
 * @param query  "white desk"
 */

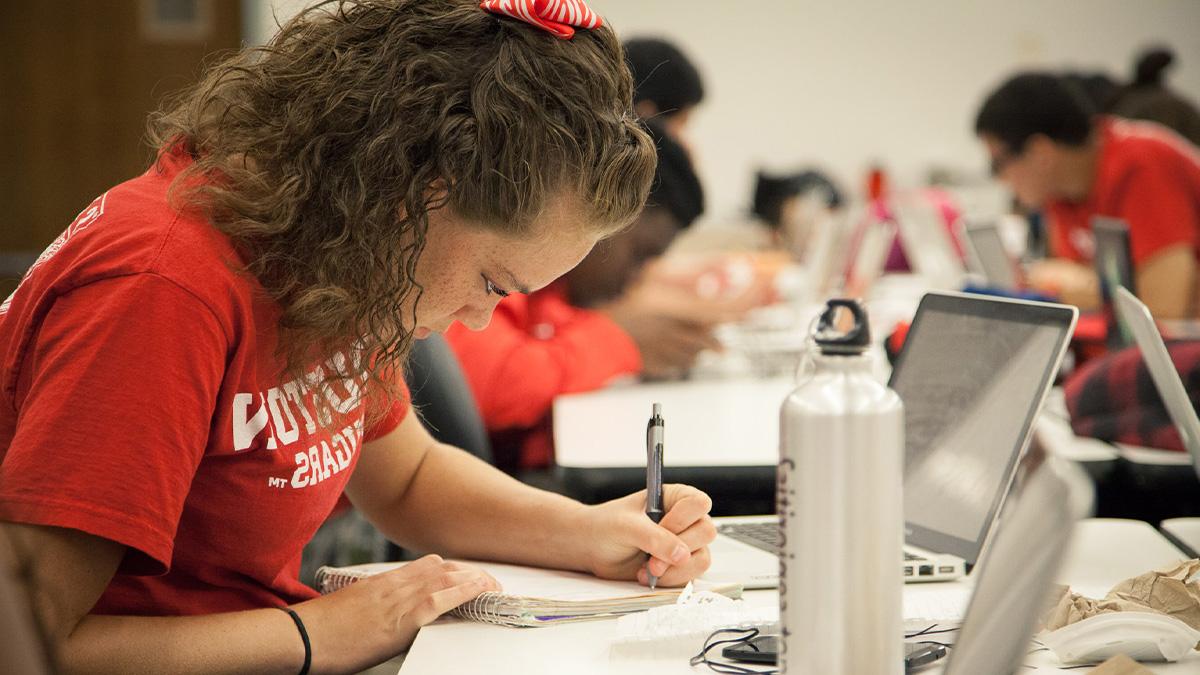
xmin=554 ymin=377 xmax=794 ymax=469
xmin=552 ymin=377 xmax=793 ymax=511
xmin=400 ymin=519 xmax=1197 ymax=674
xmin=1161 ymin=518 xmax=1200 ymax=557
xmin=1115 ymin=444 xmax=1197 ymax=467
xmin=553 ymin=378 xmax=1116 ymax=471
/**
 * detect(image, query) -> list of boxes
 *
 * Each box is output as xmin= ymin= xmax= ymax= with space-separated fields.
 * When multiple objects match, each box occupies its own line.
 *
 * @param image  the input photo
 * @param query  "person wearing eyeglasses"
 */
xmin=974 ymin=72 xmax=1200 ymax=319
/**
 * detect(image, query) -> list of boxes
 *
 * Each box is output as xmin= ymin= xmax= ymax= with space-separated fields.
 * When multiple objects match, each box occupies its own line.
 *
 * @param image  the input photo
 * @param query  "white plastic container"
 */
xmin=778 ymin=299 xmax=904 ymax=674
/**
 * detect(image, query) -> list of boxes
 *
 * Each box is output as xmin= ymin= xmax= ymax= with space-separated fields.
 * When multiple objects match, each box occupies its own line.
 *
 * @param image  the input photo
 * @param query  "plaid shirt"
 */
xmin=1065 ymin=340 xmax=1200 ymax=452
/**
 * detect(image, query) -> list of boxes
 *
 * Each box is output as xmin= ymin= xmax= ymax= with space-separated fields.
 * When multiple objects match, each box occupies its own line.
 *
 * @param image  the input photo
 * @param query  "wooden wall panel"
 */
xmin=0 ymin=0 xmax=242 ymax=293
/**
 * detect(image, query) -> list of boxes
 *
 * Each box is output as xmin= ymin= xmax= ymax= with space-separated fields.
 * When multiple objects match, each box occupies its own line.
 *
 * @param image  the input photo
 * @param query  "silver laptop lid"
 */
xmin=944 ymin=458 xmax=1094 ymax=675
xmin=1113 ymin=286 xmax=1200 ymax=479
xmin=963 ymin=221 xmax=1019 ymax=291
xmin=890 ymin=292 xmax=1078 ymax=565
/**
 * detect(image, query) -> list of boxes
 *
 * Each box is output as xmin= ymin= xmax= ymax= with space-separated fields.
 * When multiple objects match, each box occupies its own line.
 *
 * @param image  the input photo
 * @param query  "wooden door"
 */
xmin=0 ymin=0 xmax=242 ymax=295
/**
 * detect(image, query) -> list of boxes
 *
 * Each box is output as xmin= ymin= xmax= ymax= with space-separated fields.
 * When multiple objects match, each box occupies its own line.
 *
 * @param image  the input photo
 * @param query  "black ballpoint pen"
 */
xmin=645 ymin=402 xmax=665 ymax=589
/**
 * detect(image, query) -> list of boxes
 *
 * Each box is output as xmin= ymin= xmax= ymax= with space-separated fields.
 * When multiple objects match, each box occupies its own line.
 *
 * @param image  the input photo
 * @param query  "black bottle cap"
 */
xmin=813 ymin=299 xmax=870 ymax=355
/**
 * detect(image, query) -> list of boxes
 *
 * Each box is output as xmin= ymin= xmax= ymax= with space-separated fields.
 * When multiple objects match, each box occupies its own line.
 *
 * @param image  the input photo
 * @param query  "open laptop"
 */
xmin=962 ymin=220 xmax=1020 ymax=291
xmin=703 ymin=292 xmax=1078 ymax=589
xmin=798 ymin=202 xmax=855 ymax=302
xmin=1113 ymin=286 xmax=1200 ymax=480
xmin=1092 ymin=217 xmax=1137 ymax=350
xmin=939 ymin=456 xmax=1094 ymax=674
xmin=892 ymin=196 xmax=965 ymax=289
xmin=844 ymin=218 xmax=897 ymax=298
xmin=716 ymin=450 xmax=1093 ymax=673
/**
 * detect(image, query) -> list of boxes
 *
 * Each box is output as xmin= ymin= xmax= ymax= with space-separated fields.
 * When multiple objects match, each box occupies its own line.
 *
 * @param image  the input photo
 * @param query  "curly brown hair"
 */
xmin=148 ymin=0 xmax=655 ymax=412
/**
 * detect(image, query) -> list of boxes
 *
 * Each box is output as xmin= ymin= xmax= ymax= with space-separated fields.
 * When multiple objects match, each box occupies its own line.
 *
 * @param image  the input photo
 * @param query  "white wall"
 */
xmin=247 ymin=0 xmax=1200 ymax=221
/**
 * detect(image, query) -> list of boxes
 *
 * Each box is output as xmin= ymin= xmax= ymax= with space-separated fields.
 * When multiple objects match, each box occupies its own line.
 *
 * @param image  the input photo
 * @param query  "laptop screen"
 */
xmin=943 ymin=459 xmax=1091 ymax=674
xmin=1093 ymin=217 xmax=1136 ymax=350
xmin=890 ymin=293 xmax=1077 ymax=564
xmin=1114 ymin=287 xmax=1200 ymax=478
xmin=963 ymin=222 xmax=1019 ymax=291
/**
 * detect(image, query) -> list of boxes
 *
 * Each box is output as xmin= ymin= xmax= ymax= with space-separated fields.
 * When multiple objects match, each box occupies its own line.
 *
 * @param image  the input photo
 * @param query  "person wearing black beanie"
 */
xmin=624 ymin=38 xmax=705 ymax=148
xmin=564 ymin=120 xmax=704 ymax=306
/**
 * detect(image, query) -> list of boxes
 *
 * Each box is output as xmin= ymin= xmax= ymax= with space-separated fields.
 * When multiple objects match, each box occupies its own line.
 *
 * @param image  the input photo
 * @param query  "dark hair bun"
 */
xmin=1134 ymin=46 xmax=1175 ymax=87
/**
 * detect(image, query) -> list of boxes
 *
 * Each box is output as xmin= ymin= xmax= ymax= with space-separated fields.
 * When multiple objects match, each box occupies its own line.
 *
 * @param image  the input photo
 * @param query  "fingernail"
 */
xmin=671 ymin=544 xmax=689 ymax=563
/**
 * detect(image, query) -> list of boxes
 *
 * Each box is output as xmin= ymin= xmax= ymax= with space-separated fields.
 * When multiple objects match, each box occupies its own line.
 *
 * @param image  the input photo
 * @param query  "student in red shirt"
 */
xmin=447 ymin=122 xmax=715 ymax=470
xmin=0 ymin=2 xmax=718 ymax=672
xmin=974 ymin=72 xmax=1200 ymax=319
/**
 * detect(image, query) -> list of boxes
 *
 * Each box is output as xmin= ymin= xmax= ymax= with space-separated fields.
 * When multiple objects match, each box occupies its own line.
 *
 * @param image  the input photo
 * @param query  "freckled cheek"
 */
xmin=453 ymin=301 xmax=499 ymax=331
xmin=415 ymin=273 xmax=478 ymax=325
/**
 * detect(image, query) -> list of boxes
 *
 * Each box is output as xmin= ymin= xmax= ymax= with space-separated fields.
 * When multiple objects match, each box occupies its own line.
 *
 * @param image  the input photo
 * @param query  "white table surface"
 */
xmin=554 ymin=379 xmax=1116 ymax=470
xmin=1161 ymin=518 xmax=1200 ymax=556
xmin=399 ymin=518 xmax=1198 ymax=674
xmin=553 ymin=377 xmax=795 ymax=468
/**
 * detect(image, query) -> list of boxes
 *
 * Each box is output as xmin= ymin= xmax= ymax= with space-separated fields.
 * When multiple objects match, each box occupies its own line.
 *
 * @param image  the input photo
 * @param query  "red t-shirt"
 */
xmin=446 ymin=283 xmax=641 ymax=468
xmin=0 ymin=149 xmax=408 ymax=616
xmin=1046 ymin=116 xmax=1200 ymax=266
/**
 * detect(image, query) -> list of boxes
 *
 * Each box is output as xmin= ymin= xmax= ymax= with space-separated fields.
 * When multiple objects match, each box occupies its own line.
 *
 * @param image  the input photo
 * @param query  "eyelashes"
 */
xmin=483 ymin=276 xmax=510 ymax=298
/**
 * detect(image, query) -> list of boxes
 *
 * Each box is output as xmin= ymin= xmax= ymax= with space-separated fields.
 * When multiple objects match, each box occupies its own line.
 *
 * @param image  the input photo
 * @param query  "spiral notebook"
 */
xmin=315 ymin=560 xmax=742 ymax=628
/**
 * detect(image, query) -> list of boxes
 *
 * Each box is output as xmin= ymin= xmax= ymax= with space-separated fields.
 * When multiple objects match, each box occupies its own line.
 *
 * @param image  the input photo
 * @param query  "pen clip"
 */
xmin=646 ymin=403 xmax=665 ymax=514
xmin=646 ymin=403 xmax=664 ymax=462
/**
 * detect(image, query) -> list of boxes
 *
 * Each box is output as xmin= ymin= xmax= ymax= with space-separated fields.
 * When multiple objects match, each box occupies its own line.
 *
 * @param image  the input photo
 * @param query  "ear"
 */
xmin=634 ymin=99 xmax=659 ymax=120
xmin=424 ymin=179 xmax=451 ymax=209
xmin=1024 ymin=134 xmax=1058 ymax=162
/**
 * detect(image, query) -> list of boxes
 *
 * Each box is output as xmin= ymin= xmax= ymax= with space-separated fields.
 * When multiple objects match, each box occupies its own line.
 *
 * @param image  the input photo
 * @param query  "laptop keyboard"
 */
xmin=717 ymin=521 xmax=780 ymax=552
xmin=717 ymin=522 xmax=924 ymax=561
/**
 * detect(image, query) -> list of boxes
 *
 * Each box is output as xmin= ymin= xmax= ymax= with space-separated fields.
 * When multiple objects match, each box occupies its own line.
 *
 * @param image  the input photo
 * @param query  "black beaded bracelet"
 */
xmin=278 ymin=607 xmax=312 ymax=675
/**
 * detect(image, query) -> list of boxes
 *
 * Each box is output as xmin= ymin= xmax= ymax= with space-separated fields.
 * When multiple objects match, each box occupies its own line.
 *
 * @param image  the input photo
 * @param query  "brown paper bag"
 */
xmin=1043 ymin=559 xmax=1200 ymax=632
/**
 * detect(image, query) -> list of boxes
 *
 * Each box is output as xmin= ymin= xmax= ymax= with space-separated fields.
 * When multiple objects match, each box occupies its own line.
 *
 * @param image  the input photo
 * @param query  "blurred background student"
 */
xmin=624 ymin=37 xmax=705 ymax=152
xmin=1110 ymin=46 xmax=1200 ymax=145
xmin=974 ymin=72 xmax=1200 ymax=319
xmin=751 ymin=169 xmax=844 ymax=258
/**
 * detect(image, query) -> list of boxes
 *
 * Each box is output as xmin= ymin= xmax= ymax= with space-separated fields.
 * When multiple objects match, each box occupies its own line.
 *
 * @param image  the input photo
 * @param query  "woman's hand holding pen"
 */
xmin=576 ymin=484 xmax=716 ymax=587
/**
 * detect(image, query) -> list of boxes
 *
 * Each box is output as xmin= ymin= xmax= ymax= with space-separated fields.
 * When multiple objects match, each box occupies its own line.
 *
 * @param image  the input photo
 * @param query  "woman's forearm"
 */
xmin=61 ymin=609 xmax=305 ymax=675
xmin=59 ymin=570 xmax=448 ymax=675
xmin=385 ymin=444 xmax=593 ymax=571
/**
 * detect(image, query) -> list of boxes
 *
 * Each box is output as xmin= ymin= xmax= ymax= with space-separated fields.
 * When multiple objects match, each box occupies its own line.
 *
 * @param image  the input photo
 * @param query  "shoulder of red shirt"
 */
xmin=1099 ymin=116 xmax=1200 ymax=182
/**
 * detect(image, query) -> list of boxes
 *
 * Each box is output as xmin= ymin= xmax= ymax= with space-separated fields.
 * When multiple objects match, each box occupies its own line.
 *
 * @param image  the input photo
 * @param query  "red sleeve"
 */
xmin=1111 ymin=158 xmax=1200 ymax=265
xmin=446 ymin=298 xmax=642 ymax=430
xmin=0 ymin=274 xmax=226 ymax=575
xmin=363 ymin=378 xmax=410 ymax=442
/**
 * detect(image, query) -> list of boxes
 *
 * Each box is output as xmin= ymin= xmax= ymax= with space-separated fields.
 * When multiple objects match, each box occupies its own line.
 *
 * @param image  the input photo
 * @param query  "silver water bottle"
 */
xmin=778 ymin=299 xmax=904 ymax=674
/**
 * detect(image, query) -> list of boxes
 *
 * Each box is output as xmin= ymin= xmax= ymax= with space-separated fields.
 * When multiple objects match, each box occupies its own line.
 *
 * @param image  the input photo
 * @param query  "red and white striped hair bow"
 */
xmin=479 ymin=0 xmax=603 ymax=40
